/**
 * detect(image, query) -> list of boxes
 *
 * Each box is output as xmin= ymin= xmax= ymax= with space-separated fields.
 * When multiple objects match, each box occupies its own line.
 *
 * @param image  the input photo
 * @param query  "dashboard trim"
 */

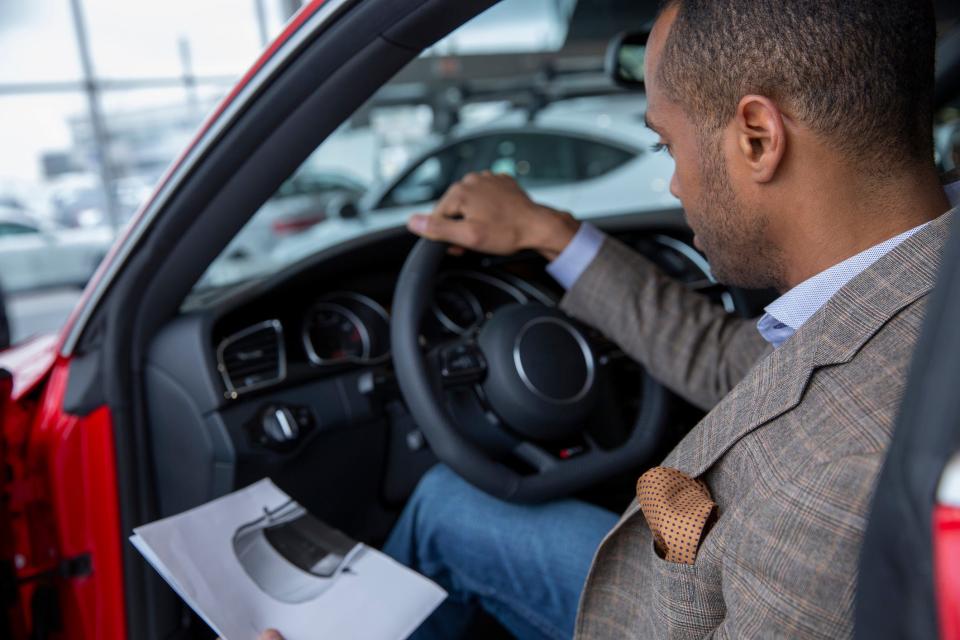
xmin=216 ymin=319 xmax=287 ymax=399
xmin=301 ymin=301 xmax=372 ymax=366
xmin=302 ymin=292 xmax=392 ymax=367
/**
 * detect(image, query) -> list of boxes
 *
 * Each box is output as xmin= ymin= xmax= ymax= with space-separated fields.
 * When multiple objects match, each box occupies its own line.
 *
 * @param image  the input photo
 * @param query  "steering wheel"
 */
xmin=391 ymin=239 xmax=672 ymax=503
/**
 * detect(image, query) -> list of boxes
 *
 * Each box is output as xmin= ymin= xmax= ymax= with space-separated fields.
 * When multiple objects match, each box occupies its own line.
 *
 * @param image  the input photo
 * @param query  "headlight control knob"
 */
xmin=261 ymin=406 xmax=300 ymax=444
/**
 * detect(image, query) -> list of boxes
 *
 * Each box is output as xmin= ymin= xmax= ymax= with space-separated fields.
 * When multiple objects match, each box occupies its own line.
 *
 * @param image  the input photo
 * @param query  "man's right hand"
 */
xmin=406 ymin=172 xmax=580 ymax=260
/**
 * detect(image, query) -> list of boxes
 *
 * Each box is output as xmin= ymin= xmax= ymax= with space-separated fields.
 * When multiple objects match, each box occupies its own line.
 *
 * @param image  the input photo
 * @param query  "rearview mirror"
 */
xmin=605 ymin=31 xmax=649 ymax=90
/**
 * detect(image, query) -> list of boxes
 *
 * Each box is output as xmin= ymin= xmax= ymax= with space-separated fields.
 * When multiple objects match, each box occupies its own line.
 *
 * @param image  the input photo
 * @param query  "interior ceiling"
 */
xmin=566 ymin=0 xmax=657 ymax=42
xmin=564 ymin=0 xmax=960 ymax=45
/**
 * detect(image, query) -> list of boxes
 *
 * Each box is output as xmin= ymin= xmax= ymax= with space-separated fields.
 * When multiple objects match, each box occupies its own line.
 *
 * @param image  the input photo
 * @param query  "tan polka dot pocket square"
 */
xmin=636 ymin=466 xmax=718 ymax=565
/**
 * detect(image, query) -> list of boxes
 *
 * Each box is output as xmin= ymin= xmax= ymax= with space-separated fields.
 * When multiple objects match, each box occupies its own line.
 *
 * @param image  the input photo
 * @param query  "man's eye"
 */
xmin=650 ymin=142 xmax=671 ymax=155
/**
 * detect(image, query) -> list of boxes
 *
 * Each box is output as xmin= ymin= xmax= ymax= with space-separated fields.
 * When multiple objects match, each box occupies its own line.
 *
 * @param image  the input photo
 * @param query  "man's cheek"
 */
xmin=681 ymin=207 xmax=704 ymax=250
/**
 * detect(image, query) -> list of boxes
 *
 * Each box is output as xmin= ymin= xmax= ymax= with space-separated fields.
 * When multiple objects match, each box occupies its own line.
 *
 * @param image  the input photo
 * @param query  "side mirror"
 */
xmin=605 ymin=31 xmax=649 ymax=90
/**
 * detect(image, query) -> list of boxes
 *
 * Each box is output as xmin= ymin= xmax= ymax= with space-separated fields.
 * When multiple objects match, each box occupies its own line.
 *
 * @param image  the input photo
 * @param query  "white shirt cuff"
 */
xmin=545 ymin=222 xmax=605 ymax=290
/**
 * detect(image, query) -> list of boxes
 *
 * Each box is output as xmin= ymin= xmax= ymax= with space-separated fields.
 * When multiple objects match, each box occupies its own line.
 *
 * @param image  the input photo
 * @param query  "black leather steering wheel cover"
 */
xmin=392 ymin=238 xmax=672 ymax=503
xmin=392 ymin=239 xmax=523 ymax=499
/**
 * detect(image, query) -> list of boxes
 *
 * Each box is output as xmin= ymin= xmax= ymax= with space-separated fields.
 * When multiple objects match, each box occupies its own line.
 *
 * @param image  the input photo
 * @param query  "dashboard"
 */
xmin=208 ymin=231 xmax=727 ymax=402
xmin=143 ymin=214 xmax=767 ymax=524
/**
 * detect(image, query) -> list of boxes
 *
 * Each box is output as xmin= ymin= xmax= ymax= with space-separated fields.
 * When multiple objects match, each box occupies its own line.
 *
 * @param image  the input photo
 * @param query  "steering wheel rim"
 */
xmin=391 ymin=238 xmax=671 ymax=503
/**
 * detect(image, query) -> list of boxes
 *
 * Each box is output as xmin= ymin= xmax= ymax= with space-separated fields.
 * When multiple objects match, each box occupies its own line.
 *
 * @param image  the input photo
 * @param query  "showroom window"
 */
xmin=196 ymin=0 xmax=681 ymax=291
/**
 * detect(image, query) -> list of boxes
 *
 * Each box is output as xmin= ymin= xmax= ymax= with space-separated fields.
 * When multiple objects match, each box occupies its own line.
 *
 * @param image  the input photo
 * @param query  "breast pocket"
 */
xmin=648 ymin=541 xmax=725 ymax=638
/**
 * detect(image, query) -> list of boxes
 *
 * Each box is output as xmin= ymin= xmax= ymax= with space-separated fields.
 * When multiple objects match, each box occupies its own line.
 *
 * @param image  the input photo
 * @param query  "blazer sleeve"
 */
xmin=560 ymin=235 xmax=771 ymax=411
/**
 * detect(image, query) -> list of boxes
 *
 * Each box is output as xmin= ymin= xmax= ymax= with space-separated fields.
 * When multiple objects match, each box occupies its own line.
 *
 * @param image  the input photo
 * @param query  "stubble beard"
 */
xmin=691 ymin=135 xmax=787 ymax=292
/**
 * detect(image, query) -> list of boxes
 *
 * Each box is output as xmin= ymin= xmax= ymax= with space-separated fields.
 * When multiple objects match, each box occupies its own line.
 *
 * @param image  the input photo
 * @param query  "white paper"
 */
xmin=131 ymin=479 xmax=446 ymax=640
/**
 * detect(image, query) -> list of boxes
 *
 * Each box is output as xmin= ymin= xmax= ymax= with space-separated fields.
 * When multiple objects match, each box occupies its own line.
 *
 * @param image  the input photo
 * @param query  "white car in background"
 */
xmin=270 ymin=94 xmax=678 ymax=266
xmin=0 ymin=207 xmax=114 ymax=293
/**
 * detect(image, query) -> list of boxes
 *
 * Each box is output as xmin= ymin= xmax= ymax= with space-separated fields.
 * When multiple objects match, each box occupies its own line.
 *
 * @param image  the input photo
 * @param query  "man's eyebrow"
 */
xmin=644 ymin=114 xmax=662 ymax=133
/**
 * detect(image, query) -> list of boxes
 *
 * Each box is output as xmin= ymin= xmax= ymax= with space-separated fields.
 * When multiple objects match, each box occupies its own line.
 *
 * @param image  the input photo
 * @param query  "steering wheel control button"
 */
xmin=478 ymin=303 xmax=600 ymax=441
xmin=440 ymin=343 xmax=486 ymax=382
xmin=514 ymin=318 xmax=593 ymax=403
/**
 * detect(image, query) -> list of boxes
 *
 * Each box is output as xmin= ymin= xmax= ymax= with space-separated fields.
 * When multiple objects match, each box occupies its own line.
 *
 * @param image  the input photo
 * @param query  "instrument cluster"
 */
xmin=301 ymin=293 xmax=390 ymax=366
xmin=427 ymin=270 xmax=554 ymax=336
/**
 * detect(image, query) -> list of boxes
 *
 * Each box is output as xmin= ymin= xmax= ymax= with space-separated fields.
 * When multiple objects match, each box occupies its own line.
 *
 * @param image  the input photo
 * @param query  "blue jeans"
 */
xmin=383 ymin=465 xmax=619 ymax=640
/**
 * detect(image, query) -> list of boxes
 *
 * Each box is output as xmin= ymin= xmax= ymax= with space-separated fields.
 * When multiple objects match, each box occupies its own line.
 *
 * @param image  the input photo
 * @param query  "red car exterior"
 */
xmin=0 ymin=3 xmax=330 ymax=638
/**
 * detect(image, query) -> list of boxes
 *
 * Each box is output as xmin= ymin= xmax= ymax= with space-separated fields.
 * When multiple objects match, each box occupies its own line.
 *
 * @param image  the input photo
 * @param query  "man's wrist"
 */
xmin=525 ymin=206 xmax=581 ymax=261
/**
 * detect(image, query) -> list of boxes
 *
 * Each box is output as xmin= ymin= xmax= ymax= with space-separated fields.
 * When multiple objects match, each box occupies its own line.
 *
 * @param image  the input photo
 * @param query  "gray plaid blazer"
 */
xmin=559 ymin=209 xmax=954 ymax=639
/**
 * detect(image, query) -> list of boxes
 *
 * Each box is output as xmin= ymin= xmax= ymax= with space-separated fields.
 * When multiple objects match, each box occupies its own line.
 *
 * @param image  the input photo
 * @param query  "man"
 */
xmin=262 ymin=0 xmax=958 ymax=638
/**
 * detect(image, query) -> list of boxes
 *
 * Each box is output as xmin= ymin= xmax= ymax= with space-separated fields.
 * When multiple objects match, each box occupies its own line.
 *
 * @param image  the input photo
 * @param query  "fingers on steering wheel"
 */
xmin=436 ymin=182 xmax=466 ymax=216
xmin=413 ymin=212 xmax=480 ymax=248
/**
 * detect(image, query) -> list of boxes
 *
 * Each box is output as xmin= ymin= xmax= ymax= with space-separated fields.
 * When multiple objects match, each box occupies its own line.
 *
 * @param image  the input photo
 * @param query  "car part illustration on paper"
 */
xmin=232 ymin=499 xmax=364 ymax=604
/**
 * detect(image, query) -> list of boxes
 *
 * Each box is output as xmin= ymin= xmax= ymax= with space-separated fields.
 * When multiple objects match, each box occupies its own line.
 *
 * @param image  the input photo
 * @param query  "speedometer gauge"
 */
xmin=302 ymin=303 xmax=369 ymax=364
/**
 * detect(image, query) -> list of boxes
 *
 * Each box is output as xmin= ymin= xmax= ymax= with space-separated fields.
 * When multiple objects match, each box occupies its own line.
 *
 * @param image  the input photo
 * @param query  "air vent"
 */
xmin=217 ymin=320 xmax=286 ymax=397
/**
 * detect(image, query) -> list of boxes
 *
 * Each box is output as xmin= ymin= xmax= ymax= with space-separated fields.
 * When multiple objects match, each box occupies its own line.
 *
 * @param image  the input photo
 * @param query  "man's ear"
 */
xmin=733 ymin=95 xmax=786 ymax=183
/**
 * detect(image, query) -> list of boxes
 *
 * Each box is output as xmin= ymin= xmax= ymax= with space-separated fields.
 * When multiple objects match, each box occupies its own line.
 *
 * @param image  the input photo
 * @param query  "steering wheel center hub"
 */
xmin=514 ymin=317 xmax=594 ymax=403
xmin=478 ymin=303 xmax=599 ymax=441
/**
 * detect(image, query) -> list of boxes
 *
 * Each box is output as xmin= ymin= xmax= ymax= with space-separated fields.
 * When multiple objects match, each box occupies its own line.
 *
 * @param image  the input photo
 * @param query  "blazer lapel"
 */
xmin=661 ymin=322 xmax=820 ymax=477
xmin=662 ymin=209 xmax=953 ymax=480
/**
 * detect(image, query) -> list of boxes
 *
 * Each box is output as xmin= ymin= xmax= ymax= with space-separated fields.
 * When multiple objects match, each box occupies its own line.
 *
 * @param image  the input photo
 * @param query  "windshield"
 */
xmin=195 ymin=0 xmax=679 ymax=291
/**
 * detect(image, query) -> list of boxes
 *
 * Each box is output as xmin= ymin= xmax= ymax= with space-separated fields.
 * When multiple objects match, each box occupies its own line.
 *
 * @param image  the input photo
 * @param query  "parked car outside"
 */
xmin=46 ymin=173 xmax=154 ymax=230
xmin=0 ymin=206 xmax=114 ymax=293
xmin=269 ymin=94 xmax=678 ymax=269
xmin=202 ymin=169 xmax=366 ymax=288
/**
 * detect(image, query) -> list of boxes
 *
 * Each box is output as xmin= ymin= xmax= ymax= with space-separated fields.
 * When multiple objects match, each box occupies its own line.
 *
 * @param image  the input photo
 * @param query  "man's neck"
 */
xmin=777 ymin=165 xmax=951 ymax=291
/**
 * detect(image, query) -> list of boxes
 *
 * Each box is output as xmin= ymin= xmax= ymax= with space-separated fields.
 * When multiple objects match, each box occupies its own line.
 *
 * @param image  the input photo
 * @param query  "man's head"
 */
xmin=643 ymin=0 xmax=938 ymax=290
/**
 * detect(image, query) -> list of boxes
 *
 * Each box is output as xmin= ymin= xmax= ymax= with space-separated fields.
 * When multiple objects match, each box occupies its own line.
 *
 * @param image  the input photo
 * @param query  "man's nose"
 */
xmin=669 ymin=172 xmax=680 ymax=200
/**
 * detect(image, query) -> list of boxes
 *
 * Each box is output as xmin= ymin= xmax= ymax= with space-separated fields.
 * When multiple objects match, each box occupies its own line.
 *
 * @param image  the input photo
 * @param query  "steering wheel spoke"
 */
xmin=512 ymin=441 xmax=560 ymax=473
xmin=431 ymin=335 xmax=488 ymax=388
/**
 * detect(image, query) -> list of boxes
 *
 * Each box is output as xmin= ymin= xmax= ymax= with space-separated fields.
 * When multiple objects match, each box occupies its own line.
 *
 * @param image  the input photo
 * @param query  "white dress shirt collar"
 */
xmin=758 ymin=184 xmax=960 ymax=348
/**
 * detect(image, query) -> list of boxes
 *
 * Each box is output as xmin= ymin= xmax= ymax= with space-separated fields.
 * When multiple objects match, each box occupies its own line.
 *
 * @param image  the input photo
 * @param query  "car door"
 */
xmin=368 ymin=131 xmax=578 ymax=218
xmin=0 ymin=2 xmax=501 ymax=640
xmin=476 ymin=131 xmax=577 ymax=210
xmin=0 ymin=368 xmax=24 ymax=638
xmin=0 ymin=335 xmax=126 ymax=640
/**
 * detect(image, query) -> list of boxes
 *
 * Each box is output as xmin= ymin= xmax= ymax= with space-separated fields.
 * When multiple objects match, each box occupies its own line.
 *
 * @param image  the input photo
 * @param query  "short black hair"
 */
xmin=657 ymin=0 xmax=938 ymax=170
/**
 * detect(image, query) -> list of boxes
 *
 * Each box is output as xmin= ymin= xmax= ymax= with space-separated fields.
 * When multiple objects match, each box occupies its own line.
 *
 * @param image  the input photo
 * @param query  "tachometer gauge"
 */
xmin=433 ymin=284 xmax=484 ymax=334
xmin=302 ymin=303 xmax=369 ymax=364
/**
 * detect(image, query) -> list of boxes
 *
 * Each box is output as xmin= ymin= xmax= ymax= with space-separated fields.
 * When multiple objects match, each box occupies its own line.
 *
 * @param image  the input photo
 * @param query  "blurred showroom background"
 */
xmin=0 ymin=0 xmax=957 ymax=349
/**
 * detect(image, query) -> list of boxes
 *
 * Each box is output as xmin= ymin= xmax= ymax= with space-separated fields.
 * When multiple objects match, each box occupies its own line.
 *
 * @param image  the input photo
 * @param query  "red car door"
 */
xmin=0 ymin=337 xmax=126 ymax=639
xmin=935 ymin=457 xmax=960 ymax=640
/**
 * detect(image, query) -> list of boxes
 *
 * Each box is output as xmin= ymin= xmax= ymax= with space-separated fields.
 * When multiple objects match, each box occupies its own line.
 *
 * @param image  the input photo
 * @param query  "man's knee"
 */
xmin=404 ymin=464 xmax=502 ymax=551
xmin=407 ymin=464 xmax=471 ymax=527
